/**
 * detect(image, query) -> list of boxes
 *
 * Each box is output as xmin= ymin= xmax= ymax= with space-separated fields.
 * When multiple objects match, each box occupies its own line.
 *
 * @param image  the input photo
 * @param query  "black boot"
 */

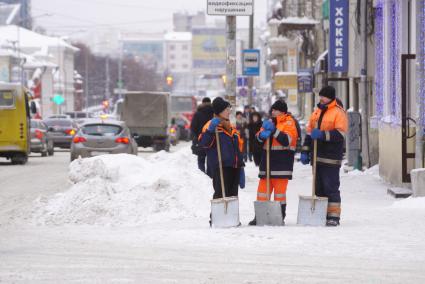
xmin=326 ymin=218 xmax=340 ymax=226
xmin=281 ymin=204 xmax=286 ymax=225
xmin=248 ymin=217 xmax=256 ymax=226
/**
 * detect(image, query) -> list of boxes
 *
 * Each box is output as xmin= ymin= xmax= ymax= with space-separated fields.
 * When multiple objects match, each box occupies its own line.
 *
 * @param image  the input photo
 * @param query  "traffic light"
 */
xmin=222 ymin=75 xmax=227 ymax=85
xmin=166 ymin=75 xmax=173 ymax=86
xmin=52 ymin=94 xmax=65 ymax=105
xmin=102 ymin=100 xmax=109 ymax=109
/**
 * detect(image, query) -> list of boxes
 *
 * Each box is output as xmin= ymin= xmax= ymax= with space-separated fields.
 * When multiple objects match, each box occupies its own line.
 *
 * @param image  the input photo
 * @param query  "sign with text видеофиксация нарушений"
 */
xmin=207 ymin=0 xmax=253 ymax=16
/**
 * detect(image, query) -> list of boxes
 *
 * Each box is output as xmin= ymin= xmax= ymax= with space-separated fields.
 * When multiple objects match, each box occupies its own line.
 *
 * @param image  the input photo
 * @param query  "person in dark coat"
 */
xmin=236 ymin=111 xmax=248 ymax=162
xmin=190 ymin=97 xmax=214 ymax=176
xmin=247 ymin=112 xmax=263 ymax=166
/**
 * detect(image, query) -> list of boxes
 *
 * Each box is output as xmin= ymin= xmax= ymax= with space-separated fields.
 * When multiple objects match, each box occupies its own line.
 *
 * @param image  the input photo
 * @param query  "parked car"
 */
xmin=43 ymin=118 xmax=78 ymax=149
xmin=30 ymin=119 xmax=54 ymax=156
xmin=46 ymin=114 xmax=71 ymax=119
xmin=70 ymin=119 xmax=138 ymax=162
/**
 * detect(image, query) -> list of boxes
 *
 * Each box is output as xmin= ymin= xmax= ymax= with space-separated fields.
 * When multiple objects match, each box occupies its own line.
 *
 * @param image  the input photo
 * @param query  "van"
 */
xmin=0 ymin=83 xmax=36 ymax=164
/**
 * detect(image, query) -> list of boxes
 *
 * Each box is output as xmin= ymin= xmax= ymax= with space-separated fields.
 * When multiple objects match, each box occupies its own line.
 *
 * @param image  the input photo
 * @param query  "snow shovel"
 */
xmin=297 ymin=139 xmax=328 ymax=226
xmin=254 ymin=138 xmax=284 ymax=226
xmin=210 ymin=129 xmax=240 ymax=228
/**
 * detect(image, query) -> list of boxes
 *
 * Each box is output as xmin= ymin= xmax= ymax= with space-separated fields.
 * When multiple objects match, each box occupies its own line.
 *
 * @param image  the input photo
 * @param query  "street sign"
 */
xmin=329 ymin=0 xmax=349 ymax=72
xmin=207 ymin=0 xmax=254 ymax=16
xmin=242 ymin=49 xmax=260 ymax=76
xmin=52 ymin=94 xmax=65 ymax=105
xmin=298 ymin=68 xmax=314 ymax=93
xmin=239 ymin=87 xmax=248 ymax=97
xmin=274 ymin=72 xmax=298 ymax=90
xmin=237 ymin=76 xmax=248 ymax=87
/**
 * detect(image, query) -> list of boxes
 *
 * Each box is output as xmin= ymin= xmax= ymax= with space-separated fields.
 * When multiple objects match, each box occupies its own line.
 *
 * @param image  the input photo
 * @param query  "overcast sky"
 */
xmin=32 ymin=0 xmax=268 ymax=38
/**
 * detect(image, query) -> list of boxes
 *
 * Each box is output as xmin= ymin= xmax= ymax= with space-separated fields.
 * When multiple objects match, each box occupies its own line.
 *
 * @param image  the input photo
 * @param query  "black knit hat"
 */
xmin=319 ymin=86 xmax=336 ymax=100
xmin=202 ymin=97 xmax=211 ymax=103
xmin=212 ymin=97 xmax=230 ymax=115
xmin=271 ymin=100 xmax=288 ymax=113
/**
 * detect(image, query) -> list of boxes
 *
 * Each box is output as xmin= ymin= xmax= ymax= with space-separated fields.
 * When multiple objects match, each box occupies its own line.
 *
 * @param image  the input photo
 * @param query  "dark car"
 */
xmin=43 ymin=118 xmax=78 ymax=149
xmin=30 ymin=119 xmax=54 ymax=156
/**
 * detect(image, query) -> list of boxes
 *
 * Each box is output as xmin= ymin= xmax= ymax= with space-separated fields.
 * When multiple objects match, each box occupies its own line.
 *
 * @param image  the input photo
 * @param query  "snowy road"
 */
xmin=1 ymin=144 xmax=425 ymax=283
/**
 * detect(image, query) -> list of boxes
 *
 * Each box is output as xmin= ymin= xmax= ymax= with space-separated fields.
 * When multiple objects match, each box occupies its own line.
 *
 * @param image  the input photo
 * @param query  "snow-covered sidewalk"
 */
xmin=1 ymin=147 xmax=425 ymax=283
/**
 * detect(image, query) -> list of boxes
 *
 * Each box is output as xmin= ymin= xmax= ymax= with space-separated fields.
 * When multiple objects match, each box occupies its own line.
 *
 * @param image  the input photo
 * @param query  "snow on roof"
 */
xmin=164 ymin=32 xmax=192 ymax=42
xmin=275 ymin=71 xmax=298 ymax=76
xmin=279 ymin=17 xmax=319 ymax=25
xmin=0 ymin=25 xmax=79 ymax=52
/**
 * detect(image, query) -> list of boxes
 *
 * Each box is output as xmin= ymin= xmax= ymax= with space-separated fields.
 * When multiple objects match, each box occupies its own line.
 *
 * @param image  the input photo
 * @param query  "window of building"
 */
xmin=169 ymin=45 xmax=175 ymax=51
xmin=182 ymin=44 xmax=188 ymax=50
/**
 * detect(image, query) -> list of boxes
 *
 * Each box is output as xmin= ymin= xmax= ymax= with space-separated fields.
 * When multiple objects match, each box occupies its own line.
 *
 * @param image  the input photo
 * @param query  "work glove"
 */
xmin=239 ymin=168 xmax=245 ymax=189
xmin=300 ymin=152 xmax=310 ymax=165
xmin=208 ymin=118 xmax=221 ymax=132
xmin=262 ymin=120 xmax=276 ymax=132
xmin=311 ymin=128 xmax=325 ymax=140
xmin=259 ymin=130 xmax=272 ymax=140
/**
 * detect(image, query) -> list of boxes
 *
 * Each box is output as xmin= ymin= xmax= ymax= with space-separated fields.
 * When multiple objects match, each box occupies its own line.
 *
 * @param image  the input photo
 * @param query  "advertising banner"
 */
xmin=329 ymin=0 xmax=349 ymax=72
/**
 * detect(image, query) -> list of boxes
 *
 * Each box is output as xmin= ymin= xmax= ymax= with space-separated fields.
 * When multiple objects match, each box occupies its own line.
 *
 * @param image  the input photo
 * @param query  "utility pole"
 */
xmin=416 ymin=0 xmax=425 ymax=168
xmin=248 ymin=14 xmax=254 ymax=107
xmin=84 ymin=47 xmax=89 ymax=110
xmin=226 ymin=16 xmax=237 ymax=111
xmin=105 ymin=56 xmax=110 ymax=101
xmin=118 ymin=40 xmax=123 ymax=100
xmin=359 ymin=0 xmax=370 ymax=168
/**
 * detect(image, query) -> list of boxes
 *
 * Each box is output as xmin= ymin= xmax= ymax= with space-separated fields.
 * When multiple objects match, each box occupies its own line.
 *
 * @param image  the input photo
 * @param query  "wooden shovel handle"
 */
xmin=312 ymin=139 xmax=318 ymax=198
xmin=215 ymin=129 xmax=226 ymax=199
xmin=266 ymin=138 xmax=270 ymax=200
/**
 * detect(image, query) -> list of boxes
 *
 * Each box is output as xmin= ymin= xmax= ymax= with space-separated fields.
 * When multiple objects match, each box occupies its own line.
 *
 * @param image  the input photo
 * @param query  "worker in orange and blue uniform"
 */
xmin=248 ymin=100 xmax=298 ymax=225
xmin=198 ymin=97 xmax=245 ymax=208
xmin=301 ymin=86 xmax=348 ymax=226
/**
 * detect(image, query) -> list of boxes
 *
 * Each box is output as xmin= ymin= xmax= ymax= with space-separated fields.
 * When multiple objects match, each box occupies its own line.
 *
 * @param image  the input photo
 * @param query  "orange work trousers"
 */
xmin=256 ymin=178 xmax=288 ymax=204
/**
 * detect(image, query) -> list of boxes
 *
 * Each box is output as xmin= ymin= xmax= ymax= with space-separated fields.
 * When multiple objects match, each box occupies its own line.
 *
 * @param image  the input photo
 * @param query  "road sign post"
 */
xmin=207 ymin=0 xmax=254 ymax=115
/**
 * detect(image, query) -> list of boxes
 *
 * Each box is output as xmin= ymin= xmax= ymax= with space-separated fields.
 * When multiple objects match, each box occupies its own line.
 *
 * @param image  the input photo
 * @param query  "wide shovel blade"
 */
xmin=211 ymin=197 xmax=240 ymax=228
xmin=254 ymin=201 xmax=284 ymax=226
xmin=297 ymin=195 xmax=328 ymax=226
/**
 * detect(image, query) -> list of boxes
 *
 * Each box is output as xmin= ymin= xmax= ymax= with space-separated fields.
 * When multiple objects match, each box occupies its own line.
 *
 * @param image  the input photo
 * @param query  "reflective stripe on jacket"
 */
xmin=303 ymin=99 xmax=348 ymax=167
xmin=256 ymin=114 xmax=298 ymax=179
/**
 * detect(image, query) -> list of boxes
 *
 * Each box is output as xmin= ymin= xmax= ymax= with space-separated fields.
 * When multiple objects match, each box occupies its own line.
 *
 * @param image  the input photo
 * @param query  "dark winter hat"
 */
xmin=212 ymin=97 xmax=230 ymax=115
xmin=319 ymin=86 xmax=336 ymax=100
xmin=271 ymin=100 xmax=288 ymax=113
xmin=202 ymin=97 xmax=211 ymax=103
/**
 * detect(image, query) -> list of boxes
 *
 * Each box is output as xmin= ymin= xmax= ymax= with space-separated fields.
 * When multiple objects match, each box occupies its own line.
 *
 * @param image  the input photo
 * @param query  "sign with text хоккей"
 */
xmin=329 ymin=0 xmax=349 ymax=73
xmin=207 ymin=0 xmax=253 ymax=16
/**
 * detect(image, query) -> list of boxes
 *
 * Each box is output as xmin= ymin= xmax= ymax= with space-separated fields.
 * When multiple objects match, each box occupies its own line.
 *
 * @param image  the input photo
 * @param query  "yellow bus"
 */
xmin=0 ymin=83 xmax=36 ymax=164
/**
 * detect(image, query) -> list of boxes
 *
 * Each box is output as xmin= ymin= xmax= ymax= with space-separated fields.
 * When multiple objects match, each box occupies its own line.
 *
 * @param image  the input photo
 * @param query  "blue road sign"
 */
xmin=242 ymin=49 xmax=260 ymax=76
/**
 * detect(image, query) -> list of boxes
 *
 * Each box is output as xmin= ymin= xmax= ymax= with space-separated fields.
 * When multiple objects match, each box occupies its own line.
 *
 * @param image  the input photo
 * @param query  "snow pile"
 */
xmin=32 ymin=148 xmax=212 ymax=226
xmin=391 ymin=197 xmax=425 ymax=210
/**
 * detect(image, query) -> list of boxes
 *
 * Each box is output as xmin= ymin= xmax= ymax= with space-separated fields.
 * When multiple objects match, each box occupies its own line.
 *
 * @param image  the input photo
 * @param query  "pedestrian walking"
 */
xmin=247 ymin=112 xmax=263 ymax=166
xmin=191 ymin=97 xmax=214 ymax=177
xmin=248 ymin=100 xmax=298 ymax=225
xmin=198 ymin=97 xmax=245 ymax=201
xmin=236 ymin=111 xmax=248 ymax=162
xmin=300 ymin=86 xmax=348 ymax=226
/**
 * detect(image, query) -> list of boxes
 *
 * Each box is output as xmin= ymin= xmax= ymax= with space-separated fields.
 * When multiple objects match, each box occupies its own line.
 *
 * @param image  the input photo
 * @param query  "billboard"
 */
xmin=192 ymin=28 xmax=226 ymax=74
xmin=123 ymin=40 xmax=164 ymax=70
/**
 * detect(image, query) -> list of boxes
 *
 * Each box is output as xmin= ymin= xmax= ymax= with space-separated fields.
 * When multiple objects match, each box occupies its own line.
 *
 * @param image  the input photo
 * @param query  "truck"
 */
xmin=118 ymin=91 xmax=171 ymax=152
xmin=0 ymin=83 xmax=36 ymax=164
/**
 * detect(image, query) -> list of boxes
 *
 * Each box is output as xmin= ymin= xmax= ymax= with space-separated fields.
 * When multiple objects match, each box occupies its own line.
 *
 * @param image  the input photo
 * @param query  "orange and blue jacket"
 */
xmin=198 ymin=120 xmax=244 ymax=173
xmin=302 ymin=99 xmax=348 ymax=167
xmin=256 ymin=114 xmax=298 ymax=179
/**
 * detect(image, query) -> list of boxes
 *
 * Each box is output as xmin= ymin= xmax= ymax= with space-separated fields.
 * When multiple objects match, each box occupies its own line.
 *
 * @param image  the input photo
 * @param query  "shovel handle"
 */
xmin=266 ymin=138 xmax=270 ymax=200
xmin=312 ymin=139 xmax=318 ymax=198
xmin=215 ymin=129 xmax=226 ymax=199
